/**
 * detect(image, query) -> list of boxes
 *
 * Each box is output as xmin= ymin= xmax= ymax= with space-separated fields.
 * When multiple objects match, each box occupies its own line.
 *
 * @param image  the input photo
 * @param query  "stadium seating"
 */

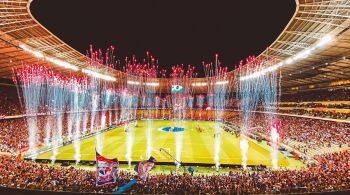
xmin=1 ymin=90 xmax=350 ymax=193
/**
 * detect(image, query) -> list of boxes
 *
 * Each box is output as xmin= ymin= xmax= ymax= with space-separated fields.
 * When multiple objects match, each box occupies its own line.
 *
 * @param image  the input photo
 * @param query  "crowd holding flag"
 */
xmin=96 ymin=152 xmax=119 ymax=187
xmin=113 ymin=156 xmax=156 ymax=194
xmin=95 ymin=152 xmax=156 ymax=193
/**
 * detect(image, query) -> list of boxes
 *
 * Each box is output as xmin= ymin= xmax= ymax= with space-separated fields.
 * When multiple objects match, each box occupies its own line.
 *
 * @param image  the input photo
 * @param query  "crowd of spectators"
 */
xmin=132 ymin=151 xmax=350 ymax=194
xmin=282 ymin=89 xmax=350 ymax=102
xmin=279 ymin=102 xmax=350 ymax=109
xmin=1 ymin=105 xmax=349 ymax=158
xmin=277 ymin=109 xmax=350 ymax=120
xmin=278 ymin=115 xmax=350 ymax=150
xmin=276 ymin=101 xmax=350 ymax=120
xmin=0 ymin=85 xmax=22 ymax=116
xmin=0 ymin=150 xmax=349 ymax=194
xmin=224 ymin=113 xmax=350 ymax=153
xmin=0 ymin=119 xmax=28 ymax=154
xmin=0 ymin=84 xmax=350 ymax=193
xmin=0 ymin=111 xmax=116 ymax=154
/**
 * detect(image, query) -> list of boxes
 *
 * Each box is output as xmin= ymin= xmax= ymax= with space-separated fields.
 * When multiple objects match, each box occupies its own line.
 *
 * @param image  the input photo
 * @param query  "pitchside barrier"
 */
xmin=33 ymin=158 xmax=268 ymax=169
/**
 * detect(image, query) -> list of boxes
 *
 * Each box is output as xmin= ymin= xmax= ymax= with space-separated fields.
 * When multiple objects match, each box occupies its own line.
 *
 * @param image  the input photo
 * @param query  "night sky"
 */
xmin=30 ymin=0 xmax=295 ymax=76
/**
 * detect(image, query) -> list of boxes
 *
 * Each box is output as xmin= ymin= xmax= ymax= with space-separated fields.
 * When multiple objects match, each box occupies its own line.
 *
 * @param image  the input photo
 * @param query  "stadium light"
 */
xmin=192 ymin=82 xmax=207 ymax=87
xmin=316 ymin=35 xmax=333 ymax=48
xmin=20 ymin=44 xmax=44 ymax=58
xmin=127 ymin=80 xmax=141 ymax=85
xmin=46 ymin=57 xmax=79 ymax=71
xmin=240 ymin=34 xmax=334 ymax=81
xmin=82 ymin=69 xmax=116 ymax=81
xmin=285 ymin=58 xmax=294 ymax=64
xmin=144 ymin=82 xmax=159 ymax=86
xmin=19 ymin=44 xmax=79 ymax=71
xmin=215 ymin=81 xmax=229 ymax=85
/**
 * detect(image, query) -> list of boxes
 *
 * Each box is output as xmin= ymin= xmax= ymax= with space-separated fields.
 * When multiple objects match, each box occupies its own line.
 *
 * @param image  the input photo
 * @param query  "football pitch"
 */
xmin=36 ymin=120 xmax=303 ymax=168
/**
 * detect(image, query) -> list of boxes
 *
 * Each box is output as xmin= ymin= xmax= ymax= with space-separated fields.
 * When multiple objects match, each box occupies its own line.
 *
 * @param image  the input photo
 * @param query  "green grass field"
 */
xmin=37 ymin=120 xmax=303 ymax=168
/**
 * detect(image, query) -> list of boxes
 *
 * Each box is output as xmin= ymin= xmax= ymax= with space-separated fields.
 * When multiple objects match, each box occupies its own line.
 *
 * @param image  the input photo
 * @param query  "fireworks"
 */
xmin=15 ymin=46 xmax=120 ymax=163
xmin=15 ymin=65 xmax=51 ymax=160
xmin=117 ymin=51 xmax=163 ymax=167
xmin=169 ymin=64 xmax=197 ymax=171
xmin=269 ymin=120 xmax=282 ymax=169
xmin=237 ymin=56 xmax=280 ymax=169
xmin=14 ymin=65 xmax=91 ymax=162
xmin=14 ymin=43 xmax=284 ymax=171
xmin=203 ymin=54 xmax=231 ymax=171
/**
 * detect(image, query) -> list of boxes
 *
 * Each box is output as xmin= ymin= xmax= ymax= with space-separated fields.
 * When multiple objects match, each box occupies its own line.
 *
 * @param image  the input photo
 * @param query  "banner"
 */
xmin=96 ymin=152 xmax=119 ymax=186
xmin=134 ymin=156 xmax=156 ymax=181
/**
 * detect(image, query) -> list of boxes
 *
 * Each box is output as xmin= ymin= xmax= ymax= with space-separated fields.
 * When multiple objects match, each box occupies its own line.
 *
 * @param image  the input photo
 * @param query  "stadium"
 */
xmin=0 ymin=0 xmax=350 ymax=194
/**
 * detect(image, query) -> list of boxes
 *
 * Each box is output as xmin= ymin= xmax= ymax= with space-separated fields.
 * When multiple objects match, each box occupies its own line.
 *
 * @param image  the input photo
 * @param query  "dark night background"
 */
xmin=30 ymin=0 xmax=295 ymax=76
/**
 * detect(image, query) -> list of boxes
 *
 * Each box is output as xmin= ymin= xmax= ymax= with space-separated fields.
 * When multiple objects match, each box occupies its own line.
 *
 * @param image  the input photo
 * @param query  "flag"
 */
xmin=134 ymin=156 xmax=156 ymax=181
xmin=113 ymin=179 xmax=137 ymax=194
xmin=96 ymin=152 xmax=119 ymax=186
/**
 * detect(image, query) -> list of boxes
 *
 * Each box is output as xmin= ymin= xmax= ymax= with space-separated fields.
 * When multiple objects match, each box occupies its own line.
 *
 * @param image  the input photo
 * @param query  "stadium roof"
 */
xmin=258 ymin=0 xmax=350 ymax=93
xmin=0 ymin=0 xmax=350 ymax=93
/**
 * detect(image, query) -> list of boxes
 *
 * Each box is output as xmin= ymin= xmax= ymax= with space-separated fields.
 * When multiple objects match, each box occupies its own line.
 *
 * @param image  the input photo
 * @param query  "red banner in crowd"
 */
xmin=96 ymin=152 xmax=119 ymax=186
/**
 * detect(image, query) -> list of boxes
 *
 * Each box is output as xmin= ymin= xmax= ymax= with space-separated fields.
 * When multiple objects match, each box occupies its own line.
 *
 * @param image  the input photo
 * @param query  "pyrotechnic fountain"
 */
xmin=165 ymin=95 xmax=172 ymax=118
xmin=119 ymin=52 xmax=164 ymax=162
xmin=142 ymin=52 xmax=160 ymax=159
xmin=196 ymin=95 xmax=204 ymax=119
xmin=15 ymin=65 xmax=51 ymax=160
xmin=85 ymin=45 xmax=118 ymax=155
xmin=71 ymin=77 xmax=85 ymax=164
xmin=170 ymin=65 xmax=195 ymax=171
xmin=113 ymin=93 xmax=120 ymax=124
xmin=207 ymin=93 xmax=214 ymax=114
xmin=203 ymin=54 xmax=230 ymax=171
xmin=145 ymin=83 xmax=156 ymax=159
xmin=14 ymin=41 xmax=284 ymax=172
xmin=69 ymin=78 xmax=81 ymax=161
xmin=16 ymin=45 xmax=119 ymax=162
xmin=237 ymin=56 xmax=280 ymax=169
xmin=154 ymin=96 xmax=160 ymax=118
xmin=86 ymin=48 xmax=102 ymax=155
xmin=47 ymin=73 xmax=68 ymax=163
xmin=161 ymin=98 xmax=166 ymax=118
xmin=187 ymin=95 xmax=194 ymax=119
xmin=120 ymin=90 xmax=134 ymax=167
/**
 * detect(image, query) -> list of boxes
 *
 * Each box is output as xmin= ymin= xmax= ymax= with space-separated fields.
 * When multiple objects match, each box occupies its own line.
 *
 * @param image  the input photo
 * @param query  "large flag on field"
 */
xmin=96 ymin=152 xmax=119 ymax=186
xmin=134 ymin=156 xmax=156 ymax=181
